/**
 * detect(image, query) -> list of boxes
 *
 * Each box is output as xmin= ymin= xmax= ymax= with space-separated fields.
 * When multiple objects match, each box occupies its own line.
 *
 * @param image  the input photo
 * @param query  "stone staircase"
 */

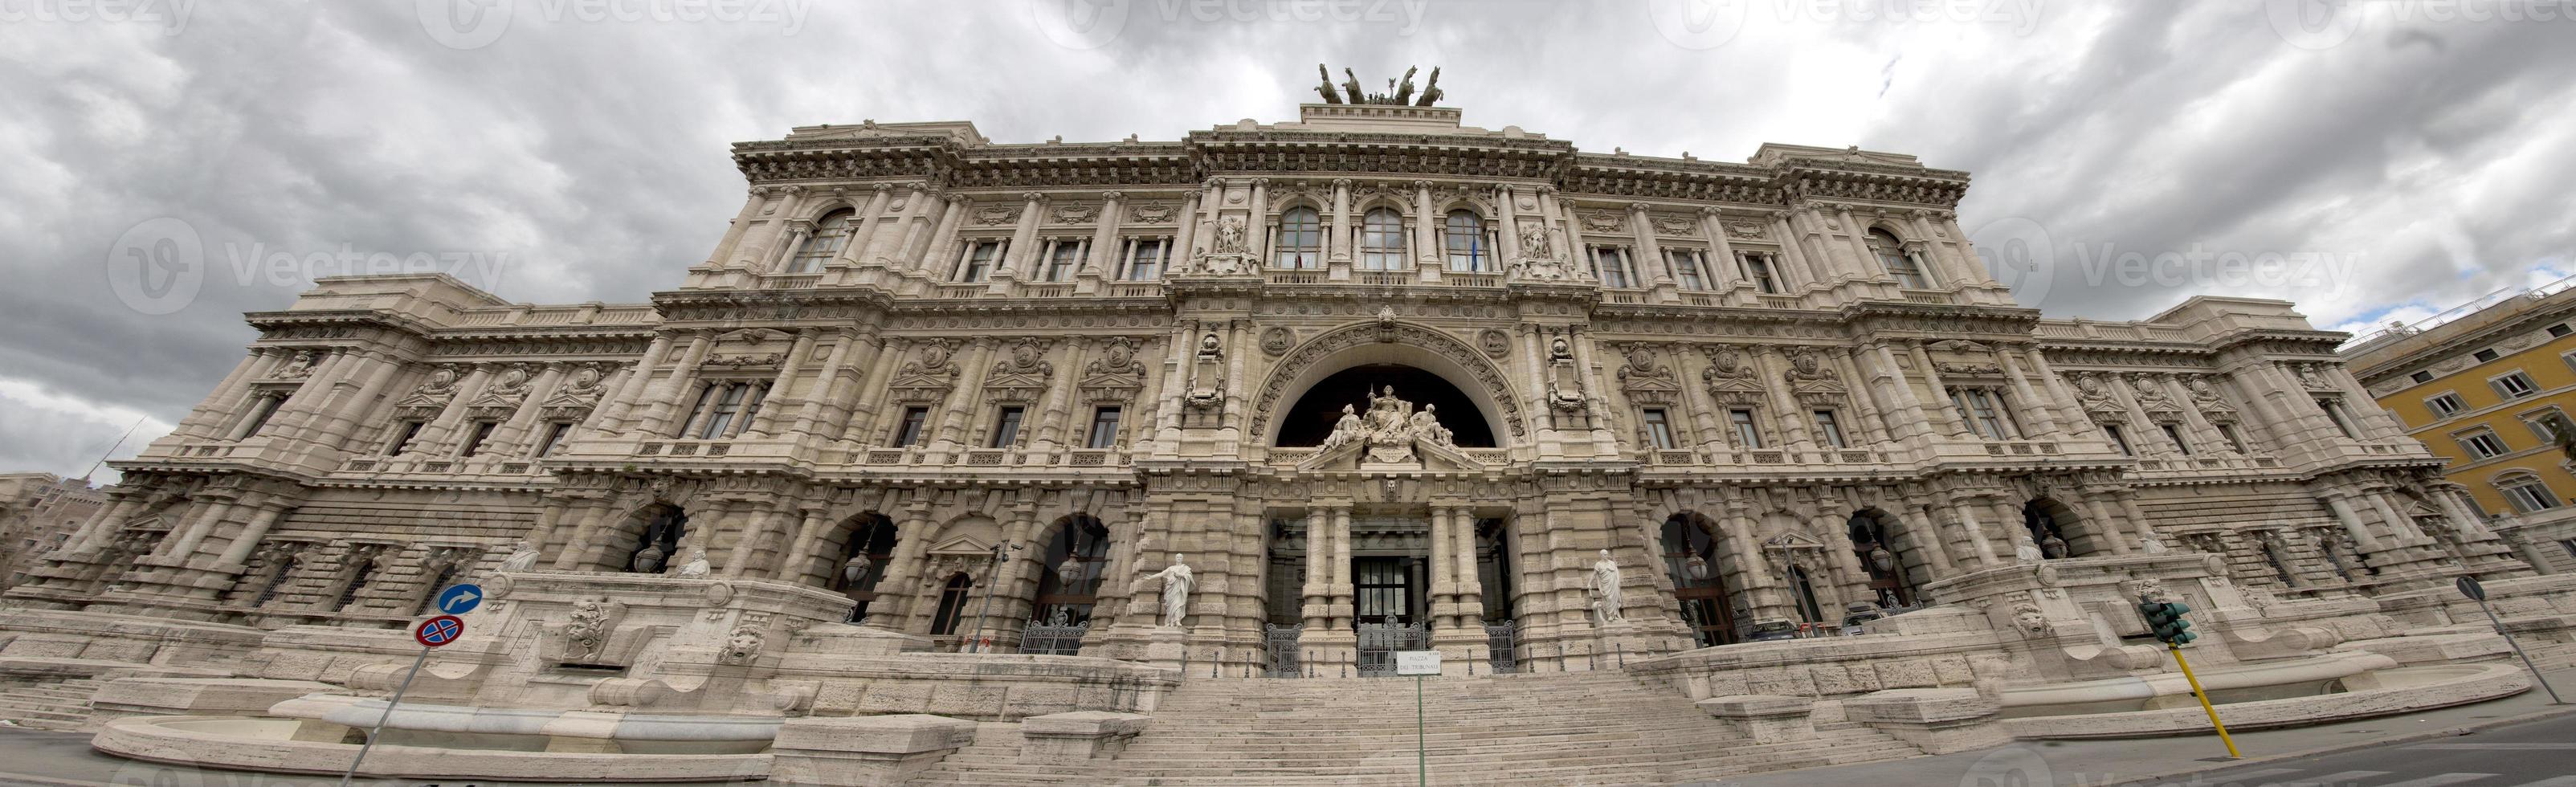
xmin=911 ymin=671 xmax=1925 ymax=786
xmin=0 ymin=677 xmax=104 ymax=731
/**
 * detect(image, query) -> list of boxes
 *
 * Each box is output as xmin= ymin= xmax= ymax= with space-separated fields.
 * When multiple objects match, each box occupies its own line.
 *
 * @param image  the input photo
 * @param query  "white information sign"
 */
xmin=1394 ymin=650 xmax=1441 ymax=676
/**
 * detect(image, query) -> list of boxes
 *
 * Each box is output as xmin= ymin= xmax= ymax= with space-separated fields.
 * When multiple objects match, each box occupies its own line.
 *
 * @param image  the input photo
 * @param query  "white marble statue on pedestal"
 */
xmin=1144 ymin=553 xmax=1194 ymax=628
xmin=673 ymin=548 xmax=712 ymax=578
xmin=496 ymin=540 xmax=541 ymax=572
xmin=1588 ymin=549 xmax=1625 ymax=625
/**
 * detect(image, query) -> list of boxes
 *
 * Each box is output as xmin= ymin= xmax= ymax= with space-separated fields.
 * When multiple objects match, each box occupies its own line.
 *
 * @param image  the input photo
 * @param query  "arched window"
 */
xmin=1032 ymin=516 xmax=1112 ymax=626
xmin=1360 ymin=207 xmax=1407 ymax=271
xmin=1868 ymin=230 xmax=1932 ymax=289
xmin=789 ymin=210 xmax=857 ymax=273
xmin=1275 ymin=206 xmax=1322 ymax=270
xmin=929 ymin=573 xmax=974 ymax=636
xmin=1443 ymin=210 xmax=1491 ymax=271
xmin=831 ymin=515 xmax=899 ymax=623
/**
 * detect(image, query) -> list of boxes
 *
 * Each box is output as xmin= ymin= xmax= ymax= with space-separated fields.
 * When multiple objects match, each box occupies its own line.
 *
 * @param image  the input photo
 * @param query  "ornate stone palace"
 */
xmin=6 ymin=75 xmax=2571 ymax=784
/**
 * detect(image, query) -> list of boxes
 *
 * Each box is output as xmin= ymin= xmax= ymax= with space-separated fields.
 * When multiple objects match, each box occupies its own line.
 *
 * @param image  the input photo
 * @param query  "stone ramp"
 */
xmin=0 ymin=677 xmax=104 ymax=731
xmin=911 ymin=671 xmax=1924 ymax=785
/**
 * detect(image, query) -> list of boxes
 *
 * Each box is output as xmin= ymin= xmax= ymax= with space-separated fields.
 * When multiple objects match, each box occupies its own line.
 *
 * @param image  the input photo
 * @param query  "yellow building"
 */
xmin=2348 ymin=273 xmax=2576 ymax=573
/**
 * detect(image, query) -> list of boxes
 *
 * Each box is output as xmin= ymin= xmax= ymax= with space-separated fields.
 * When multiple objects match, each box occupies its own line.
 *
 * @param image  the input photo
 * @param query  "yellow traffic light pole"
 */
xmin=2165 ymin=642 xmax=2241 ymax=759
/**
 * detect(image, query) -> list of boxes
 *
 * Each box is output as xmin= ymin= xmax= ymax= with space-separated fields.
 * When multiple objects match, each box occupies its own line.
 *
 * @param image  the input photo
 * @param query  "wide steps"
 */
xmin=910 ymin=671 xmax=1924 ymax=785
xmin=0 ymin=677 xmax=100 ymax=731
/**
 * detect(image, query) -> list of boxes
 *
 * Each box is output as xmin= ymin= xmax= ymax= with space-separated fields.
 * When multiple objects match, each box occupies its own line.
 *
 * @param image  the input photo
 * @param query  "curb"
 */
xmin=2104 ymin=703 xmax=2576 ymax=786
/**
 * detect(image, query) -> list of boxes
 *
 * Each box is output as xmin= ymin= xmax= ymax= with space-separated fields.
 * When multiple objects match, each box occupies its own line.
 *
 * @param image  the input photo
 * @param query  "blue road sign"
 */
xmin=415 ymin=615 xmax=464 ymax=648
xmin=435 ymin=583 xmax=484 ymax=615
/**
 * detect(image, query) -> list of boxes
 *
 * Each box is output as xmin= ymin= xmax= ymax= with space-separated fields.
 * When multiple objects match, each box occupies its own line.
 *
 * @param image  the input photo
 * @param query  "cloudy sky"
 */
xmin=3 ymin=0 xmax=2570 ymax=483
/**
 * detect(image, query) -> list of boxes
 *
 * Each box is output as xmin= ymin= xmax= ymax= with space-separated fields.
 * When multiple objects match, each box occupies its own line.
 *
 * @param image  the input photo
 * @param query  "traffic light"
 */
xmin=2137 ymin=599 xmax=2197 ymax=646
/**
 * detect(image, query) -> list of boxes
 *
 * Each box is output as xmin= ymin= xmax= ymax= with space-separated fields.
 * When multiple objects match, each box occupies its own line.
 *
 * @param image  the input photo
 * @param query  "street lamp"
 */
xmin=965 ymin=541 xmax=1023 ymax=653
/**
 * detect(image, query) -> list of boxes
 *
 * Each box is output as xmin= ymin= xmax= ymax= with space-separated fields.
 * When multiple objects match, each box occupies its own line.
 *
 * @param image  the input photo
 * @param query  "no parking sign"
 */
xmin=414 ymin=614 xmax=465 ymax=648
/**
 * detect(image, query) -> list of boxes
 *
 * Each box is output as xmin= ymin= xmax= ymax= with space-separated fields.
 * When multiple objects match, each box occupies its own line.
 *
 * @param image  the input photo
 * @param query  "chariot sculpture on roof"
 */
xmin=1317 ymin=63 xmax=1444 ymax=106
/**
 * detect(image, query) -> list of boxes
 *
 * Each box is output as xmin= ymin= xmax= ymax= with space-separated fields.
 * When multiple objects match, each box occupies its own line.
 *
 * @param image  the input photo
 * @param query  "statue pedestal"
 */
xmin=1141 ymin=627 xmax=1190 ymax=674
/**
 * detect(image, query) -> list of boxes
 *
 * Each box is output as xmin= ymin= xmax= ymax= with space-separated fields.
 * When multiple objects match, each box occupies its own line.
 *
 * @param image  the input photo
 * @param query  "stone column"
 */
xmin=1330 ymin=505 xmax=1355 ymax=628
xmin=2322 ymin=493 xmax=2387 ymax=551
xmin=788 ymin=331 xmax=857 ymax=439
xmin=594 ymin=336 xmax=672 ymax=433
xmin=1080 ymin=191 xmax=1125 ymax=279
xmin=1942 ymin=491 xmax=1999 ymax=567
xmin=1412 ymin=181 xmax=1439 ymax=273
xmin=723 ymin=506 xmax=796 ymax=578
xmin=1990 ymin=495 xmax=2038 ymax=561
xmin=2114 ymin=489 xmax=2162 ymax=552
xmin=1905 ymin=503 xmax=1958 ymax=576
xmin=550 ymin=502 xmax=612 ymax=570
xmin=174 ymin=352 xmax=267 ymax=439
xmin=870 ymin=186 xmax=931 ymax=269
xmin=262 ymin=349 xmax=354 ymax=438
xmin=1910 ymin=340 xmax=1972 ymax=438
xmin=736 ymin=186 xmax=805 ymax=268
xmin=634 ymin=335 xmax=712 ymax=436
xmin=1865 ymin=342 xmax=1934 ymax=442
xmin=1831 ymin=349 xmax=1894 ymax=445
xmin=1030 ymin=341 xmax=1089 ymax=454
xmin=910 ymin=194 xmax=965 ymax=275
xmin=2078 ymin=492 xmax=2131 ymax=555
xmin=300 ymin=353 xmax=407 ymax=448
xmin=839 ymin=337 xmax=906 ymax=443
xmin=874 ymin=509 xmax=937 ymax=627
xmin=1427 ymin=505 xmax=1459 ymax=629
xmin=744 ymin=332 xmax=815 ymax=438
xmin=1171 ymin=190 xmax=1203 ymax=263
xmin=1997 ymin=350 xmax=2064 ymax=438
xmin=1629 ymin=202 xmax=1673 ymax=287
xmin=2366 ymin=492 xmax=2430 ymax=542
xmin=1753 ymin=348 xmax=1816 ymax=451
xmin=1299 ymin=512 xmax=1331 ymax=633
xmin=929 ymin=339 xmax=999 ymax=455
xmin=209 ymin=504 xmax=292 ymax=569
xmin=778 ymin=508 xmax=833 ymax=583
xmin=414 ymin=365 xmax=494 ymax=453
xmin=155 ymin=496 xmax=240 ymax=562
xmin=839 ymin=184 xmax=896 ymax=266
xmin=1838 ymin=206 xmax=1879 ymax=280
xmin=1700 ymin=207 xmax=1742 ymax=289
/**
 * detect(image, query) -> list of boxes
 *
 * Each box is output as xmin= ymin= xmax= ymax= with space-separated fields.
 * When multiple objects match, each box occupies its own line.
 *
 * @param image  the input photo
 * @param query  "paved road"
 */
xmin=2144 ymin=712 xmax=2576 ymax=787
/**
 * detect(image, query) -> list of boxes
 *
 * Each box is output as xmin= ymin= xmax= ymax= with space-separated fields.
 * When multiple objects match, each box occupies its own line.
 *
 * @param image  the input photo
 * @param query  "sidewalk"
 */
xmin=1696 ymin=666 xmax=2576 ymax=787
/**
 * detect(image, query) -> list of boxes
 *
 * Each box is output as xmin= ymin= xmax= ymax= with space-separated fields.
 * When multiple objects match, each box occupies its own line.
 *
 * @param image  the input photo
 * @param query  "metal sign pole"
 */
xmin=2166 ymin=643 xmax=2241 ymax=759
xmin=2472 ymin=596 xmax=2566 ymax=704
xmin=1415 ymin=673 xmax=1427 ymax=787
xmin=338 ymin=644 xmax=430 ymax=786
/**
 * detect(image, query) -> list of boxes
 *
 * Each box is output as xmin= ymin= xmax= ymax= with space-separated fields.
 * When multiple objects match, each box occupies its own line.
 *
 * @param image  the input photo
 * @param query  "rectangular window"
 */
xmin=2160 ymin=423 xmax=2191 ymax=455
xmin=535 ymin=422 xmax=574 ymax=457
xmin=1879 ymin=249 xmax=1932 ymax=289
xmin=892 ymin=406 xmax=929 ymax=447
xmin=989 ymin=406 xmax=1026 ymax=448
xmin=1953 ymin=388 xmax=2011 ymax=440
xmin=2562 ymin=538 xmax=2576 ymax=559
xmin=2494 ymin=372 xmax=2539 ymax=399
xmin=2474 ymin=349 xmax=2500 ymax=362
xmin=459 ymin=421 xmax=499 ymax=458
xmin=1814 ymin=410 xmax=1847 ymax=448
xmin=1642 ymin=408 xmax=1677 ymax=449
xmin=1125 ymin=239 xmax=1166 ymax=280
xmin=1741 ymin=253 xmax=1781 ymax=293
xmin=1669 ymin=250 xmax=1709 ymax=291
xmin=2502 ymin=479 xmax=2561 ymax=513
xmin=956 ymin=240 xmax=1002 ymax=283
xmin=695 ymin=382 xmax=752 ymax=439
xmin=1085 ymin=406 xmax=1122 ymax=450
xmin=385 ymin=420 xmax=426 ymax=455
xmin=2526 ymin=410 xmax=2571 ymax=443
xmin=2216 ymin=422 xmax=2248 ymax=453
xmin=1040 ymin=240 xmax=1082 ymax=282
xmin=1728 ymin=409 xmax=1764 ymax=448
xmin=2411 ymin=370 xmax=2435 ymax=384
xmin=1591 ymin=247 xmax=1634 ymax=288
xmin=2104 ymin=423 xmax=2134 ymax=455
xmin=2426 ymin=393 xmax=2466 ymax=418
xmin=2553 ymin=324 xmax=2573 ymax=338
xmin=2317 ymin=398 xmax=2360 ymax=439
xmin=2461 ymin=430 xmax=2509 ymax=459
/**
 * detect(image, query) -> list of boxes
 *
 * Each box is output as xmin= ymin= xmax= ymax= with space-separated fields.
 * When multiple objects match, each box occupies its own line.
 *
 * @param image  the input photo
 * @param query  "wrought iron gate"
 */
xmin=1356 ymin=622 xmax=1428 ymax=677
xmin=1264 ymin=624 xmax=1304 ymax=677
xmin=1484 ymin=621 xmax=1519 ymax=674
xmin=1019 ymin=621 xmax=1089 ymax=656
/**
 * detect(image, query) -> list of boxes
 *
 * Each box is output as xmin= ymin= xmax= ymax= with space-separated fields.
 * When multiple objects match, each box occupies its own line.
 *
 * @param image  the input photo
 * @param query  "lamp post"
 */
xmin=966 ymin=542 xmax=1023 ymax=653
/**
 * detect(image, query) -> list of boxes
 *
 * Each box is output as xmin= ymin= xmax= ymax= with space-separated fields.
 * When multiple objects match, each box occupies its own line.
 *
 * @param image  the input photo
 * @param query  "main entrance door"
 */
xmin=1353 ymin=556 xmax=1427 ymax=675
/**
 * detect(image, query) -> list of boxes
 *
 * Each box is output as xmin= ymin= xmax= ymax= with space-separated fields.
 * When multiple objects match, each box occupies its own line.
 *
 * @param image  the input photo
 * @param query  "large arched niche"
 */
xmin=1251 ymin=322 xmax=1525 ymax=448
xmin=1277 ymin=365 xmax=1496 ymax=447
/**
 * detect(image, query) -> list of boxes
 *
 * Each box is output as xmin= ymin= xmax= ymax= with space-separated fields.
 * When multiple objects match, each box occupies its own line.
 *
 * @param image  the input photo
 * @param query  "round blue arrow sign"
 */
xmin=435 ymin=583 xmax=484 ymax=615
xmin=415 ymin=615 xmax=464 ymax=647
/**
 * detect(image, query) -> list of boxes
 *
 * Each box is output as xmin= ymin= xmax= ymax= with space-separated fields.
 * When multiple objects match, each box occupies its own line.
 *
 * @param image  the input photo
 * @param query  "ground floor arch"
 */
xmin=1659 ymin=512 xmax=1749 ymax=647
xmin=1846 ymin=508 xmax=1928 ymax=608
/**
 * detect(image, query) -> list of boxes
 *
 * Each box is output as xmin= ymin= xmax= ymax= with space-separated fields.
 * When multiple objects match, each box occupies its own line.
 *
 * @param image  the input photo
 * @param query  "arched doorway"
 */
xmin=827 ymin=513 xmax=898 ymax=623
xmin=1845 ymin=509 xmax=1924 ymax=607
xmin=1274 ymin=365 xmax=1496 ymax=448
xmin=1660 ymin=513 xmax=1742 ymax=647
xmin=928 ymin=573 xmax=973 ymax=636
xmin=2023 ymin=498 xmax=2083 ymax=559
xmin=1032 ymin=515 xmax=1112 ymax=626
xmin=616 ymin=504 xmax=688 ymax=573
xmin=1250 ymin=322 xmax=1525 ymax=450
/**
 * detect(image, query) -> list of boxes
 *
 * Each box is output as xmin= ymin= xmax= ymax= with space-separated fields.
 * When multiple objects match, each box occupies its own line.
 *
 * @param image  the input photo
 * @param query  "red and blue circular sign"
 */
xmin=414 ymin=614 xmax=465 ymax=648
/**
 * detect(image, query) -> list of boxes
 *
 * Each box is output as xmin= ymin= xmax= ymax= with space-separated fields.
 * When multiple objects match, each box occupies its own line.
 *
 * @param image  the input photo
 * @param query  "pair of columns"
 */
xmin=1294 ymin=506 xmax=1487 ymax=636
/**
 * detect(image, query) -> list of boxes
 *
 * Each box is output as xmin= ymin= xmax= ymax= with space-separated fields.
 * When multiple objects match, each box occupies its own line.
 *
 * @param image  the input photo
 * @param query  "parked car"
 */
xmin=1744 ymin=618 xmax=1800 ymax=642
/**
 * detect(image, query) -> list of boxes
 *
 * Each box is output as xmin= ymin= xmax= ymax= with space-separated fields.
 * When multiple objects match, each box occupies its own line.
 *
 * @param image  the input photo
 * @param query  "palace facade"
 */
xmin=4 ymin=98 xmax=2532 ymax=683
